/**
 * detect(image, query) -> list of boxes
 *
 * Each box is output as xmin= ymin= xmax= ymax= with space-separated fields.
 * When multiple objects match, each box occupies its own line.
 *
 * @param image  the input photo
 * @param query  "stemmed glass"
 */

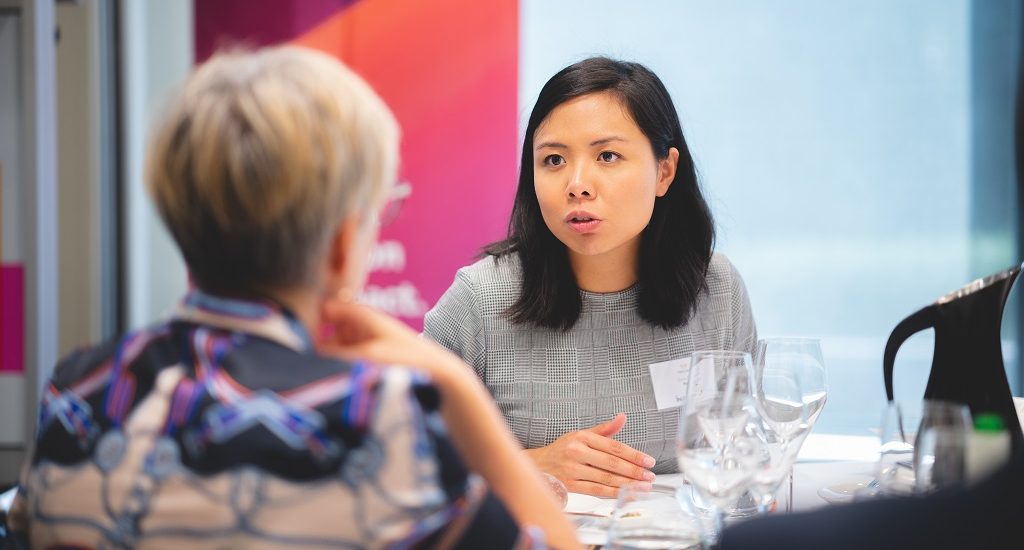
xmin=676 ymin=350 xmax=756 ymax=546
xmin=753 ymin=337 xmax=828 ymax=512
xmin=737 ymin=403 xmax=806 ymax=513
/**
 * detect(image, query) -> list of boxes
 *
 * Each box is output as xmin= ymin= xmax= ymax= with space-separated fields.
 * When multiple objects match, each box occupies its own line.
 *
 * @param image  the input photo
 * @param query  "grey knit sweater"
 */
xmin=423 ymin=252 xmax=757 ymax=473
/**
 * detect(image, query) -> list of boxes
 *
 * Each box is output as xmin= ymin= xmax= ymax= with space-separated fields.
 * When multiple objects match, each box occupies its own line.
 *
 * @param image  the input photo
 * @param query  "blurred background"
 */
xmin=1 ymin=0 xmax=1021 ymax=486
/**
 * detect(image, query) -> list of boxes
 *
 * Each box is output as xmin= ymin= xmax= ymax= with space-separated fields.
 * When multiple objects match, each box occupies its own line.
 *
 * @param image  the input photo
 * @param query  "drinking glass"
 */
xmin=875 ymin=400 xmax=917 ymax=496
xmin=687 ymin=402 xmax=783 ymax=520
xmin=913 ymin=400 xmax=971 ymax=493
xmin=606 ymin=482 xmax=705 ymax=550
xmin=874 ymin=399 xmax=971 ymax=496
xmin=737 ymin=403 xmax=806 ymax=513
xmin=539 ymin=472 xmax=568 ymax=509
xmin=676 ymin=350 xmax=755 ymax=544
xmin=753 ymin=337 xmax=828 ymax=511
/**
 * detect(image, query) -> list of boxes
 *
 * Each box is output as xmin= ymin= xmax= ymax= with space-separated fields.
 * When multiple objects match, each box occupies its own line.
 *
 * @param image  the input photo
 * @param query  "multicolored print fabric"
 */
xmin=6 ymin=291 xmax=535 ymax=549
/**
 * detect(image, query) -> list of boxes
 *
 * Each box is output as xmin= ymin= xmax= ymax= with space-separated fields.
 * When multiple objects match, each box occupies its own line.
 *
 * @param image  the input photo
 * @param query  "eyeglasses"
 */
xmin=377 ymin=181 xmax=411 ymax=227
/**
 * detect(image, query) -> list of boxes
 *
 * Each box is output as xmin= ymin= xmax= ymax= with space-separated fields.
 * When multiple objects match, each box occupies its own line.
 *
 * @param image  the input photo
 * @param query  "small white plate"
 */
xmin=817 ymin=480 xmax=872 ymax=504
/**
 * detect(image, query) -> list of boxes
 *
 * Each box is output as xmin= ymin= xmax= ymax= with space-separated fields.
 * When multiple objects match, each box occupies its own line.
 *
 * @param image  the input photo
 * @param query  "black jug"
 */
xmin=883 ymin=263 xmax=1023 ymax=449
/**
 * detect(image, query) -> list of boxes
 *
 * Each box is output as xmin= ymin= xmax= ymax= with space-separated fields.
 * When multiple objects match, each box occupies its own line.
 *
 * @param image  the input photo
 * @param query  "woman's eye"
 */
xmin=543 ymin=154 xmax=565 ymax=166
xmin=598 ymin=151 xmax=620 ymax=162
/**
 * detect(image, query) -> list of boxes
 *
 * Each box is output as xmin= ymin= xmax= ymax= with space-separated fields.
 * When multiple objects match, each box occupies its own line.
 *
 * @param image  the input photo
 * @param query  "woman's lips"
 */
xmin=565 ymin=211 xmax=601 ymax=234
xmin=568 ymin=219 xmax=601 ymax=233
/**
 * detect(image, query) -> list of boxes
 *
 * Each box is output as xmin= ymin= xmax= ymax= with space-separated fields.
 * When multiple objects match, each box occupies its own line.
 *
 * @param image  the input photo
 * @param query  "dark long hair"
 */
xmin=485 ymin=57 xmax=715 ymax=330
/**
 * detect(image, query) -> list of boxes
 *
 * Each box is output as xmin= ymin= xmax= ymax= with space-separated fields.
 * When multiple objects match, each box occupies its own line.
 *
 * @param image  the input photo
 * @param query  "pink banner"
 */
xmin=1 ymin=264 xmax=24 ymax=373
xmin=196 ymin=0 xmax=519 ymax=330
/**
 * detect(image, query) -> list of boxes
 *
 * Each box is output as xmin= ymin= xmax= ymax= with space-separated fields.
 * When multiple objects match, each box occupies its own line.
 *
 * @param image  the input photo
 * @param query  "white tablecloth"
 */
xmin=568 ymin=433 xmax=880 ymax=546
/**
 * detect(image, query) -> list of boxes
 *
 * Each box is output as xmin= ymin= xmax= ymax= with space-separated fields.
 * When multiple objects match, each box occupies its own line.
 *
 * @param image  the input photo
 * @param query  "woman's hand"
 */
xmin=317 ymin=299 xmax=457 ymax=379
xmin=317 ymin=298 xmax=581 ymax=549
xmin=525 ymin=413 xmax=657 ymax=498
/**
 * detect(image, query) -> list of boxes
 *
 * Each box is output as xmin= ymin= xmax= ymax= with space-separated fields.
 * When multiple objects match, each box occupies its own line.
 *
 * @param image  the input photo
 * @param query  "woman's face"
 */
xmin=533 ymin=91 xmax=678 ymax=268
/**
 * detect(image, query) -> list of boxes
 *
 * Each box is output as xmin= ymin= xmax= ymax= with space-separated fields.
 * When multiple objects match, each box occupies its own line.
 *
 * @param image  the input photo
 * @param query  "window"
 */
xmin=521 ymin=0 xmax=1022 ymax=435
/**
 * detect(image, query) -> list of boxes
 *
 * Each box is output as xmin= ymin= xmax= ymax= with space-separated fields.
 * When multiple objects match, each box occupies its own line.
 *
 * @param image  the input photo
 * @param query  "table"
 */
xmin=569 ymin=433 xmax=880 ymax=546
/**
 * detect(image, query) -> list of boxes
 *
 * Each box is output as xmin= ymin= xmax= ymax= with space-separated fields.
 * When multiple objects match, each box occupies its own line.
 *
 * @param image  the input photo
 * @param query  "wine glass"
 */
xmin=676 ymin=350 xmax=756 ymax=545
xmin=688 ymin=401 xmax=781 ymax=521
xmin=737 ymin=402 xmax=807 ymax=513
xmin=753 ymin=337 xmax=828 ymax=511
xmin=606 ymin=482 xmax=704 ymax=549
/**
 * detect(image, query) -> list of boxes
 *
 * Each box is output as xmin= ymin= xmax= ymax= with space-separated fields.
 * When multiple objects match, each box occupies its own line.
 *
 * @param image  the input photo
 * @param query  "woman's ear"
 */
xmin=656 ymin=147 xmax=680 ymax=197
xmin=326 ymin=215 xmax=364 ymax=294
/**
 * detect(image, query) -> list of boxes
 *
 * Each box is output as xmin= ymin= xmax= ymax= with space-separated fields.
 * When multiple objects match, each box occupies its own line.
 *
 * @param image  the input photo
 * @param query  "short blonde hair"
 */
xmin=146 ymin=46 xmax=399 ymax=296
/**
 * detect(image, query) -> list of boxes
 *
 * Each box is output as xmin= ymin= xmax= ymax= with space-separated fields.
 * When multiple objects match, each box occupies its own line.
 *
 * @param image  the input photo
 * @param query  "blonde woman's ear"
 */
xmin=326 ymin=217 xmax=359 ymax=289
xmin=326 ymin=213 xmax=378 ymax=300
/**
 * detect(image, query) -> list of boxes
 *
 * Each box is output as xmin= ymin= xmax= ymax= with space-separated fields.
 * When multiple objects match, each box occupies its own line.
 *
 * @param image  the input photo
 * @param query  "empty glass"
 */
xmin=606 ymin=482 xmax=705 ymax=550
xmin=739 ymin=404 xmax=806 ymax=513
xmin=874 ymin=399 xmax=971 ymax=496
xmin=677 ymin=351 xmax=756 ymax=544
xmin=875 ymin=401 xmax=917 ymax=496
xmin=540 ymin=472 xmax=568 ymax=509
xmin=686 ymin=402 xmax=781 ymax=520
xmin=753 ymin=337 xmax=828 ymax=511
xmin=913 ymin=400 xmax=971 ymax=493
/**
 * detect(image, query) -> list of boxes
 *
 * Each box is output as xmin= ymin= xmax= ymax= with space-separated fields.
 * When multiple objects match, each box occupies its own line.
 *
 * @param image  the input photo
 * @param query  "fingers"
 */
xmin=565 ymin=477 xmax=652 ymax=498
xmin=318 ymin=342 xmax=373 ymax=362
xmin=595 ymin=450 xmax=655 ymax=483
xmin=587 ymin=412 xmax=626 ymax=438
xmin=320 ymin=302 xmax=381 ymax=333
xmin=581 ymin=430 xmax=656 ymax=470
xmin=528 ymin=429 xmax=660 ymax=499
xmin=317 ymin=303 xmax=371 ymax=345
xmin=556 ymin=432 xmax=654 ymax=484
xmin=575 ymin=461 xmax=652 ymax=489
xmin=318 ymin=301 xmax=416 ymax=350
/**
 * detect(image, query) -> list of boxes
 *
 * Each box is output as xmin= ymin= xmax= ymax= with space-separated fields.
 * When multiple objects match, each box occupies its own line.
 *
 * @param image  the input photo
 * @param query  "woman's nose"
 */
xmin=566 ymin=165 xmax=594 ymax=199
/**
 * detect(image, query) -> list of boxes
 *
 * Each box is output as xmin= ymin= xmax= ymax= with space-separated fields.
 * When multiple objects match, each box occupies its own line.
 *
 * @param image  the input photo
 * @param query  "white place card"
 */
xmin=647 ymin=357 xmax=690 ymax=411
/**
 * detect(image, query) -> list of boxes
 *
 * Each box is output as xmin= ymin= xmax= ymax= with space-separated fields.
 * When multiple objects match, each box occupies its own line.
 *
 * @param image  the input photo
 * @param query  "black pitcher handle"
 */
xmin=883 ymin=305 xmax=935 ymax=401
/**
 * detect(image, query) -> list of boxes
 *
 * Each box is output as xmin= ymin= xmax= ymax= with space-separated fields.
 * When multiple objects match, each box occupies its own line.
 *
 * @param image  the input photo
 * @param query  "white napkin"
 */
xmin=564 ymin=493 xmax=614 ymax=516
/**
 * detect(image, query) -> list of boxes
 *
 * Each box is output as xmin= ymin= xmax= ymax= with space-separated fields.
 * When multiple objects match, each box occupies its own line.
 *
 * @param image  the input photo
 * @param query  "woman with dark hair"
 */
xmin=424 ymin=57 xmax=757 ymax=497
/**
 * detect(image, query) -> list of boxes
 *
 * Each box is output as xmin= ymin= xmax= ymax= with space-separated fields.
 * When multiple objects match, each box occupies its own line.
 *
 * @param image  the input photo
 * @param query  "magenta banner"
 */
xmin=195 ymin=0 xmax=519 ymax=330
xmin=1 ymin=264 xmax=24 ymax=373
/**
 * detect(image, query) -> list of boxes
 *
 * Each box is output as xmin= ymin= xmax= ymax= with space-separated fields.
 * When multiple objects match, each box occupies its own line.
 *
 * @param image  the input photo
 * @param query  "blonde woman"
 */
xmin=6 ymin=47 xmax=577 ymax=549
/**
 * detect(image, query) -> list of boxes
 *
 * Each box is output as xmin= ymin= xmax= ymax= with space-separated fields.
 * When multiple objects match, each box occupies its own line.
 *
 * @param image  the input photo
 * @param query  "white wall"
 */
xmin=121 ymin=0 xmax=192 ymax=329
xmin=56 ymin=0 xmax=103 ymax=355
xmin=0 ymin=12 xmax=23 ymax=262
xmin=0 ymin=9 xmax=25 ymax=454
xmin=0 ymin=0 xmax=58 ymax=483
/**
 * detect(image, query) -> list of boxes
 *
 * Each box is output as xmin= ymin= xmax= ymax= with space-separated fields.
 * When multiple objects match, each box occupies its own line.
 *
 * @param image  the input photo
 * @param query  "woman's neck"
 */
xmin=265 ymin=287 xmax=320 ymax=333
xmin=567 ymin=239 xmax=641 ymax=293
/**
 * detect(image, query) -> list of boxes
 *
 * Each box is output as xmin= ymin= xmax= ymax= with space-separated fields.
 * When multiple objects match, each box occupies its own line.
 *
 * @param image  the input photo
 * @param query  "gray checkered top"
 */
xmin=423 ymin=252 xmax=757 ymax=473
